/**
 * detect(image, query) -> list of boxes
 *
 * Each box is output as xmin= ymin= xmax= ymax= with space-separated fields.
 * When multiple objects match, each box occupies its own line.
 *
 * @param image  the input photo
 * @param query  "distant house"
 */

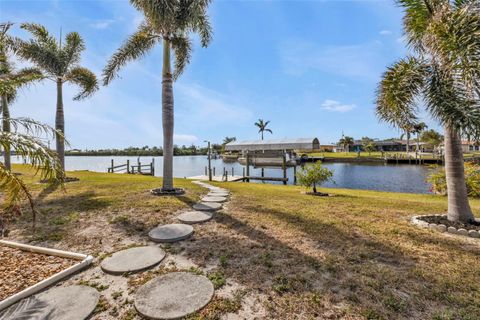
xmin=337 ymin=139 xmax=420 ymax=152
xmin=461 ymin=141 xmax=480 ymax=153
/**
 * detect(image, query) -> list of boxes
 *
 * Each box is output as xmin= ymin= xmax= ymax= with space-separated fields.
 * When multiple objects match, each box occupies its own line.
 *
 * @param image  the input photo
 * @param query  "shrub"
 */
xmin=296 ymin=162 xmax=334 ymax=193
xmin=428 ymin=162 xmax=480 ymax=197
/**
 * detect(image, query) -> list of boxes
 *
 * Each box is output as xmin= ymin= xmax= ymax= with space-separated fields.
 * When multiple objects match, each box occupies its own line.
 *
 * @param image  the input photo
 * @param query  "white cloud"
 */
xmin=321 ymin=100 xmax=356 ymax=113
xmin=89 ymin=20 xmax=115 ymax=30
xmin=379 ymin=30 xmax=392 ymax=36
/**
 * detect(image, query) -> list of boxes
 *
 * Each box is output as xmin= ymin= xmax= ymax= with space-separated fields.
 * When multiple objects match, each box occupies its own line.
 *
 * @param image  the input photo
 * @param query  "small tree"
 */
xmin=361 ymin=137 xmax=376 ymax=155
xmin=296 ymin=162 xmax=333 ymax=194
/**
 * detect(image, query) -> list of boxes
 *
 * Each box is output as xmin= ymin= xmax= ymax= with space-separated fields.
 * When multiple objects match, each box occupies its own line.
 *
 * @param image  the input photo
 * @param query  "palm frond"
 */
xmin=103 ymin=22 xmax=159 ymax=85
xmin=60 ymin=32 xmax=85 ymax=73
xmin=16 ymin=38 xmax=61 ymax=77
xmin=183 ymin=0 xmax=213 ymax=47
xmin=20 ymin=23 xmax=57 ymax=47
xmin=376 ymin=56 xmax=429 ymax=128
xmin=170 ymin=34 xmax=192 ymax=80
xmin=65 ymin=67 xmax=98 ymax=100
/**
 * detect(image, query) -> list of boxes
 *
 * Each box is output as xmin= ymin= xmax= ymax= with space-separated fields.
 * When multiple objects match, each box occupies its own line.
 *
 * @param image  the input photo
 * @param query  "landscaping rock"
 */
xmin=457 ymin=228 xmax=469 ymax=236
xmin=149 ymin=224 xmax=194 ymax=243
xmin=436 ymin=224 xmax=447 ymax=232
xmin=447 ymin=226 xmax=457 ymax=234
xmin=101 ymin=246 xmax=166 ymax=275
xmin=37 ymin=285 xmax=99 ymax=320
xmin=193 ymin=202 xmax=222 ymax=211
xmin=468 ymin=230 xmax=480 ymax=238
xmin=135 ymin=272 xmax=214 ymax=320
xmin=177 ymin=211 xmax=213 ymax=224
xmin=201 ymin=196 xmax=228 ymax=203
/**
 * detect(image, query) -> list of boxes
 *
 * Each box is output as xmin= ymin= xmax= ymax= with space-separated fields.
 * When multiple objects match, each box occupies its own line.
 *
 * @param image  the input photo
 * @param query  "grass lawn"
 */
xmin=2 ymin=165 xmax=480 ymax=319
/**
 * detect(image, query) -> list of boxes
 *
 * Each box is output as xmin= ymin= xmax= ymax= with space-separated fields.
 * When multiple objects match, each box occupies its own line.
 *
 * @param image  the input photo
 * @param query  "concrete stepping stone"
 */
xmin=149 ymin=224 xmax=194 ymax=243
xmin=201 ymin=196 xmax=228 ymax=203
xmin=101 ymin=246 xmax=166 ymax=275
xmin=193 ymin=202 xmax=222 ymax=211
xmin=135 ymin=272 xmax=214 ymax=320
xmin=177 ymin=211 xmax=213 ymax=224
xmin=36 ymin=285 xmax=99 ymax=320
xmin=208 ymin=191 xmax=229 ymax=196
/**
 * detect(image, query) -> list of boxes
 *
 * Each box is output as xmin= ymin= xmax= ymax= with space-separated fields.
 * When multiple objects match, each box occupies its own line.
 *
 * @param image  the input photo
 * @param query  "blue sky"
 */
xmin=1 ymin=0 xmax=439 ymax=149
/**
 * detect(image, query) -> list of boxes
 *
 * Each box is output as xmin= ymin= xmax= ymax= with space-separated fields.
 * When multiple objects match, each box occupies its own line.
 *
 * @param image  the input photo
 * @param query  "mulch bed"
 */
xmin=419 ymin=215 xmax=480 ymax=231
xmin=0 ymin=246 xmax=77 ymax=301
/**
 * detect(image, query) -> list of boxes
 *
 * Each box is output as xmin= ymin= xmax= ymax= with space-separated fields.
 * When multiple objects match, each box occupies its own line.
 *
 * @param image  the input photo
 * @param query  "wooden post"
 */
xmin=110 ymin=159 xmax=114 ymax=173
xmin=261 ymin=167 xmax=264 ymax=178
xmin=246 ymin=152 xmax=250 ymax=182
xmin=223 ymin=167 xmax=226 ymax=176
xmin=243 ymin=167 xmax=245 ymax=177
xmin=138 ymin=161 xmax=142 ymax=174
xmin=152 ymin=158 xmax=155 ymax=176
xmin=232 ymin=167 xmax=234 ymax=176
xmin=207 ymin=141 xmax=212 ymax=181
xmin=205 ymin=166 xmax=207 ymax=176
xmin=213 ymin=167 xmax=216 ymax=176
xmin=127 ymin=160 xmax=130 ymax=174
xmin=293 ymin=165 xmax=297 ymax=184
xmin=282 ymin=153 xmax=287 ymax=185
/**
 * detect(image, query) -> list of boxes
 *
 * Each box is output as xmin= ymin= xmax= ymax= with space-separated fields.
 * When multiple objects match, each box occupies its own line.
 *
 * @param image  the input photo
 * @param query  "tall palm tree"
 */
xmin=1 ymin=23 xmax=44 ymax=171
xmin=254 ymin=119 xmax=272 ymax=140
xmin=103 ymin=0 xmax=213 ymax=193
xmin=376 ymin=0 xmax=480 ymax=223
xmin=400 ymin=123 xmax=414 ymax=154
xmin=339 ymin=136 xmax=354 ymax=153
xmin=413 ymin=122 xmax=428 ymax=151
xmin=16 ymin=23 xmax=98 ymax=171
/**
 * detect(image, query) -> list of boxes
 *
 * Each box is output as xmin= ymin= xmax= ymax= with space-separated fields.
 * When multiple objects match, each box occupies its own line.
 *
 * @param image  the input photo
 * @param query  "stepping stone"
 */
xmin=201 ymin=196 xmax=228 ymax=203
xmin=101 ymin=246 xmax=166 ymax=275
xmin=177 ymin=211 xmax=213 ymax=224
xmin=208 ymin=191 xmax=229 ymax=196
xmin=38 ymin=285 xmax=99 ymax=320
xmin=193 ymin=202 xmax=222 ymax=211
xmin=149 ymin=224 xmax=194 ymax=243
xmin=135 ymin=272 xmax=214 ymax=320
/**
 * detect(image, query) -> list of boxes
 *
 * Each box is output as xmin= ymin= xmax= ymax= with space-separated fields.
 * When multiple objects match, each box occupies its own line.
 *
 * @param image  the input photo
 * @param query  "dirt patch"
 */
xmin=419 ymin=215 xmax=480 ymax=231
xmin=0 ymin=246 xmax=77 ymax=301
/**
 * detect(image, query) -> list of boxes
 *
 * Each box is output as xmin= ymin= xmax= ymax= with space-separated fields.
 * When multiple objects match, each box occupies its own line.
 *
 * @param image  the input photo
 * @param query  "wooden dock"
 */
xmin=107 ymin=159 xmax=155 ymax=176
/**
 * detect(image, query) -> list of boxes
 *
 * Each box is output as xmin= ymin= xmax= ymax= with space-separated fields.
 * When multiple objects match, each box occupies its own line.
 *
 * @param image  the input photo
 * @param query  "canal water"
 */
xmin=13 ymin=155 xmax=435 ymax=194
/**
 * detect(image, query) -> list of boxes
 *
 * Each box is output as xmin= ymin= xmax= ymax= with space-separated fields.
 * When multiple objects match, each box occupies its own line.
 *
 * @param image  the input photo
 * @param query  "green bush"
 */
xmin=428 ymin=162 xmax=480 ymax=197
xmin=296 ymin=162 xmax=333 ymax=193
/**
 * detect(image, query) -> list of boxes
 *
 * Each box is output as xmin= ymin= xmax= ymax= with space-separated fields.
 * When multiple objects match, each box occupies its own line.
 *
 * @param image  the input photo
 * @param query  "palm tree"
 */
xmin=0 ymin=117 xmax=64 ymax=233
xmin=254 ymin=119 xmax=272 ymax=140
xmin=400 ymin=123 xmax=414 ymax=154
xmin=103 ymin=0 xmax=213 ymax=193
xmin=338 ymin=136 xmax=354 ymax=153
xmin=1 ymin=23 xmax=44 ymax=171
xmin=376 ymin=0 xmax=480 ymax=223
xmin=16 ymin=23 xmax=98 ymax=172
xmin=413 ymin=122 xmax=428 ymax=152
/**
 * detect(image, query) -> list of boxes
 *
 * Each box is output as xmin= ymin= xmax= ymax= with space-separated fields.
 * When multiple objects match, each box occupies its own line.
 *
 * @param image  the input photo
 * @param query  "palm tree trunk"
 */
xmin=162 ymin=39 xmax=174 ymax=191
xmin=444 ymin=125 xmax=475 ymax=223
xmin=55 ymin=79 xmax=65 ymax=171
xmin=261 ymin=131 xmax=263 ymax=140
xmin=406 ymin=132 xmax=410 ymax=154
xmin=1 ymin=95 xmax=11 ymax=171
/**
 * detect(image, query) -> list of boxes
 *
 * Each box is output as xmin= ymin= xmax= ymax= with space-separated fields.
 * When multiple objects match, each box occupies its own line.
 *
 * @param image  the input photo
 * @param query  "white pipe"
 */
xmin=0 ymin=240 xmax=93 ymax=311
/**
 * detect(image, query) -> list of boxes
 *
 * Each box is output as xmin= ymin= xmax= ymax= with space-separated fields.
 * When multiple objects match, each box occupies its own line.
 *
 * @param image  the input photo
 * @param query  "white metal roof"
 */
xmin=225 ymin=138 xmax=320 ymax=151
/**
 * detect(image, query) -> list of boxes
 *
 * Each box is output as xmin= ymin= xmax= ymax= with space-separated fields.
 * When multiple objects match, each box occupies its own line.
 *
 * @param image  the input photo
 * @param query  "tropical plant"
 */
xmin=338 ymin=136 xmax=354 ymax=153
xmin=413 ymin=122 xmax=428 ymax=151
xmin=361 ymin=137 xmax=376 ymax=155
xmin=103 ymin=0 xmax=213 ymax=192
xmin=15 ymin=23 xmax=98 ymax=172
xmin=428 ymin=163 xmax=480 ymax=198
xmin=0 ymin=117 xmax=64 ymax=234
xmin=420 ymin=129 xmax=443 ymax=152
xmin=400 ymin=123 xmax=415 ymax=154
xmin=0 ymin=23 xmax=44 ymax=171
xmin=296 ymin=162 xmax=333 ymax=194
xmin=254 ymin=119 xmax=272 ymax=140
xmin=376 ymin=0 xmax=480 ymax=223
xmin=221 ymin=136 xmax=236 ymax=152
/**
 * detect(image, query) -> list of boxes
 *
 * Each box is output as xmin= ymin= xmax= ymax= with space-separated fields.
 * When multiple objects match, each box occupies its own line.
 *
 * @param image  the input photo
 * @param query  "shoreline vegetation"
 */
xmin=4 ymin=164 xmax=480 ymax=319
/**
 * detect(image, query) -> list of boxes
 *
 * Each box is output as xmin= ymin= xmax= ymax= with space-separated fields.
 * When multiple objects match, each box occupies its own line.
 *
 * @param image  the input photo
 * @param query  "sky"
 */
xmin=1 ymin=0 xmax=441 ymax=149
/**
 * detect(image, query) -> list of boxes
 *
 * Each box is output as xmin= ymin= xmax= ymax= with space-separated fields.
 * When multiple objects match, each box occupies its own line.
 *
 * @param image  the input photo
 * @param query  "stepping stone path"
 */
xmin=208 ymin=191 xmax=229 ymax=197
xmin=177 ymin=211 xmax=213 ymax=224
xmin=149 ymin=224 xmax=194 ymax=243
xmin=201 ymin=196 xmax=228 ymax=203
xmin=101 ymin=246 xmax=166 ymax=275
xmin=35 ymin=285 xmax=99 ymax=320
xmin=193 ymin=202 xmax=222 ymax=211
xmin=135 ymin=272 xmax=214 ymax=320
